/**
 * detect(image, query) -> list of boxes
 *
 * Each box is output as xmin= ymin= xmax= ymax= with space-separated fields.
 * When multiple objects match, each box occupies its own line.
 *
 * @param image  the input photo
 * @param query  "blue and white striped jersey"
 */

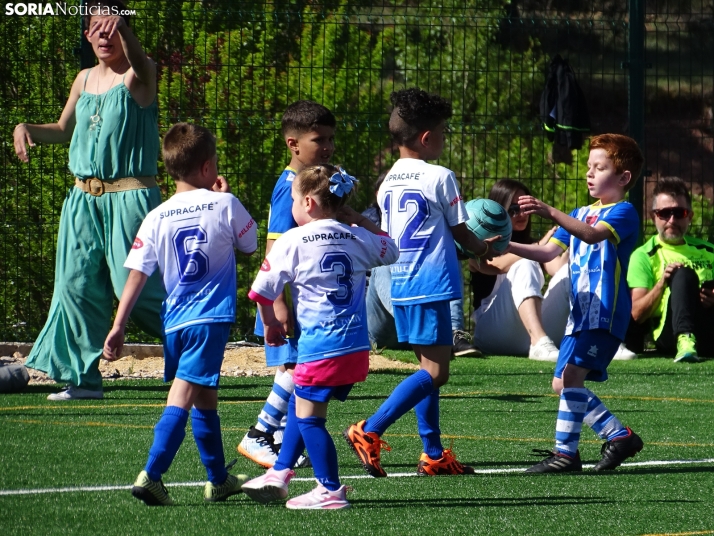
xmin=125 ymin=189 xmax=257 ymax=334
xmin=377 ymin=158 xmax=468 ymax=305
xmin=551 ymin=200 xmax=639 ymax=340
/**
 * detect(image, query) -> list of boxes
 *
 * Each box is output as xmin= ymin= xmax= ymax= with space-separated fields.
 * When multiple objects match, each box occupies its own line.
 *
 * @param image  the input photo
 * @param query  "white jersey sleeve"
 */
xmin=228 ymin=196 xmax=258 ymax=254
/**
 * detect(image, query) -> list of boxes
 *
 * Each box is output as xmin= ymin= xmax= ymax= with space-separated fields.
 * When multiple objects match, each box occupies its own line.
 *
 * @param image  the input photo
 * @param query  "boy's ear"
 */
xmin=620 ymin=170 xmax=632 ymax=186
xmin=286 ymin=136 xmax=299 ymax=154
xmin=419 ymin=130 xmax=430 ymax=148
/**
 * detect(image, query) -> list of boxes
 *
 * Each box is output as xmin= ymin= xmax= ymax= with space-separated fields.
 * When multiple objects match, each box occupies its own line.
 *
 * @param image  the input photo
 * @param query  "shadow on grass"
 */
xmin=350 ymin=496 xmax=620 ymax=508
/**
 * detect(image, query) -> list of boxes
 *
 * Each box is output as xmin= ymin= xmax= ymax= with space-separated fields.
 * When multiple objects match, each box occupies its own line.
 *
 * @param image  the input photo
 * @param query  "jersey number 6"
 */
xmin=173 ymin=225 xmax=209 ymax=285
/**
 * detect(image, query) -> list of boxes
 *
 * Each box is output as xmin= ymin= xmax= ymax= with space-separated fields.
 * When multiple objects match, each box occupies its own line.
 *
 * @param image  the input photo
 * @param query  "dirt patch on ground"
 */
xmin=2 ymin=344 xmax=417 ymax=384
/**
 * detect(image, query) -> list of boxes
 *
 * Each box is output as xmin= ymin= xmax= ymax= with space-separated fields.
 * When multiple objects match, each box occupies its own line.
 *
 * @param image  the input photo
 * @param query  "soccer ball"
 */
xmin=455 ymin=198 xmax=512 ymax=258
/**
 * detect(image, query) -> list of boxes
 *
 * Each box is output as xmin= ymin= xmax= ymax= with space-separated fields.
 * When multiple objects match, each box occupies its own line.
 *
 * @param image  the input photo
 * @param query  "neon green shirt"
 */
xmin=627 ymin=234 xmax=714 ymax=339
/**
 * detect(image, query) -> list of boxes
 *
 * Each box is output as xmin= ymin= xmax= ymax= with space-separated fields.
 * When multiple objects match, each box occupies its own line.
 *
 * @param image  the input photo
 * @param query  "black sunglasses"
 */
xmin=508 ymin=204 xmax=521 ymax=217
xmin=653 ymin=207 xmax=690 ymax=221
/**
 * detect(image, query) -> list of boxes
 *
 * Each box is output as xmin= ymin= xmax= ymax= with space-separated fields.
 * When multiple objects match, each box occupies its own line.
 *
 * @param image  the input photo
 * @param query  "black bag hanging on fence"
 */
xmin=540 ymin=54 xmax=591 ymax=150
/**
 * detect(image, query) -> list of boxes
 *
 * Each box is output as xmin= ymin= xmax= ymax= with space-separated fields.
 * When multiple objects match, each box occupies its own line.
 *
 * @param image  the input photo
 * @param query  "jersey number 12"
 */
xmin=383 ymin=190 xmax=430 ymax=251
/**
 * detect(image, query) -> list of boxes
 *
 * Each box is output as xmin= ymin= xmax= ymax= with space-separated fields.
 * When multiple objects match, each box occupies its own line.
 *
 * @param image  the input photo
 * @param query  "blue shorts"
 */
xmin=164 ymin=323 xmax=231 ymax=388
xmin=294 ymin=383 xmax=354 ymax=403
xmin=255 ymin=310 xmax=299 ymax=367
xmin=394 ymin=300 xmax=452 ymax=346
xmin=264 ymin=339 xmax=299 ymax=368
xmin=555 ymin=329 xmax=621 ymax=382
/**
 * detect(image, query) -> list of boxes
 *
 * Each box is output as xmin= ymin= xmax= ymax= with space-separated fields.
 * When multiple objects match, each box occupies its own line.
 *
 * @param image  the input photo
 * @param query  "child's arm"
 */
xmin=103 ymin=270 xmax=149 ymax=361
xmin=337 ymin=206 xmax=383 ymax=235
xmin=507 ymin=241 xmax=564 ymax=264
xmin=518 ymin=195 xmax=615 ymax=245
xmin=451 ymin=223 xmax=500 ymax=261
xmin=255 ymin=302 xmax=287 ymax=347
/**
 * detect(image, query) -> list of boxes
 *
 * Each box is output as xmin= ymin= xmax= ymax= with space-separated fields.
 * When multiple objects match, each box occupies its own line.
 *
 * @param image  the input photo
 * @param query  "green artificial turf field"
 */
xmin=1 ymin=355 xmax=713 ymax=536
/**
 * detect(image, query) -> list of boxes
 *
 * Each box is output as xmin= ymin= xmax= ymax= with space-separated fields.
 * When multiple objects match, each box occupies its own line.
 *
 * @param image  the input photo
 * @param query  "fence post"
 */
xmin=628 ymin=0 xmax=646 ymax=227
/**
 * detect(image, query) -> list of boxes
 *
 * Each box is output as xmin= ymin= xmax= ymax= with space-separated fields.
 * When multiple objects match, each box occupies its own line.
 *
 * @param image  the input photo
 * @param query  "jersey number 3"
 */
xmin=173 ymin=225 xmax=209 ymax=285
xmin=320 ymin=252 xmax=354 ymax=307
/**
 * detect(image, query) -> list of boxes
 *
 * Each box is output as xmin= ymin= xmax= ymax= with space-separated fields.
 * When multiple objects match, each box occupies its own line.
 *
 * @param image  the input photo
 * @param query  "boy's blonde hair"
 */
xmin=162 ymin=123 xmax=216 ymax=180
xmin=295 ymin=164 xmax=354 ymax=213
xmin=589 ymin=134 xmax=644 ymax=191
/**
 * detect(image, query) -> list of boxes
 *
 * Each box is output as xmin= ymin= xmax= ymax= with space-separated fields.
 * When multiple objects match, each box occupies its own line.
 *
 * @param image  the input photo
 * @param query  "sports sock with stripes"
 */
xmin=256 ymin=369 xmax=294 ymax=434
xmin=191 ymin=407 xmax=227 ymax=485
xmin=554 ymin=388 xmax=588 ymax=456
xmin=364 ymin=369 xmax=434 ymax=436
xmin=145 ymin=405 xmax=189 ymax=481
xmin=582 ymin=388 xmax=629 ymax=440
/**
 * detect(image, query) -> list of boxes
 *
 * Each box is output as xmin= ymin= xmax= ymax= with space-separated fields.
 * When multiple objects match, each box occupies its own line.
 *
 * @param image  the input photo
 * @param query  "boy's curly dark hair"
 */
xmin=388 ymin=88 xmax=452 ymax=145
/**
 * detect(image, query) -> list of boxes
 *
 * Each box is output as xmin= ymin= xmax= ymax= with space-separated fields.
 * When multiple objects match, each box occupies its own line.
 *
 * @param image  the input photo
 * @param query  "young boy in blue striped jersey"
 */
xmin=237 ymin=101 xmax=335 ymax=468
xmin=508 ymin=133 xmax=645 ymax=473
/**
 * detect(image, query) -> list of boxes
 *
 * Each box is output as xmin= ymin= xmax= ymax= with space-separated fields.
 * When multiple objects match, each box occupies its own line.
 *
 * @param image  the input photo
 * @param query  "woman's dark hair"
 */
xmin=488 ymin=178 xmax=533 ymax=244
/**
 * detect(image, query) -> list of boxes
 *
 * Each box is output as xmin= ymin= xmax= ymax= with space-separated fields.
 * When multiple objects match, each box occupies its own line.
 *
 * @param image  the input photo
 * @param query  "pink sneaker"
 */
xmin=285 ymin=483 xmax=351 ymax=510
xmin=240 ymin=467 xmax=294 ymax=504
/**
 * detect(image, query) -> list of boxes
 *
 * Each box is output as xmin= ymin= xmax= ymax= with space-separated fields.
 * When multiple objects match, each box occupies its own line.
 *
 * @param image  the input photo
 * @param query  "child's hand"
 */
xmin=480 ymin=236 xmax=503 ymax=261
xmin=87 ymin=15 xmax=125 ymax=40
xmin=103 ymin=327 xmax=125 ymax=361
xmin=13 ymin=124 xmax=34 ymax=163
xmin=263 ymin=320 xmax=287 ymax=347
xmin=538 ymin=226 xmax=558 ymax=246
xmin=212 ymin=175 xmax=231 ymax=193
xmin=518 ymin=195 xmax=553 ymax=220
xmin=336 ymin=206 xmax=363 ymax=226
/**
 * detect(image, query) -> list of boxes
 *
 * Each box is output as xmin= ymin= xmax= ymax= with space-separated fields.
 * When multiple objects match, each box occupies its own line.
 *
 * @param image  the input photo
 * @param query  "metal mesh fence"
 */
xmin=1 ymin=0 xmax=712 ymax=342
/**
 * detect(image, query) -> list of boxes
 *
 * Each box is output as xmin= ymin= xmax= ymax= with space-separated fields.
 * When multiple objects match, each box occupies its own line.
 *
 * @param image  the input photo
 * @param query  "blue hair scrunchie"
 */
xmin=328 ymin=167 xmax=359 ymax=197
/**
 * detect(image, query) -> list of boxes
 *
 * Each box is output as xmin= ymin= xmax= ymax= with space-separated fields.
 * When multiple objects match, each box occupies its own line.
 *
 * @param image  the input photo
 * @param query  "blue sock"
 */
xmin=554 ymin=388 xmax=588 ymax=456
xmin=273 ymin=394 xmax=305 ymax=471
xmin=582 ymin=389 xmax=628 ymax=441
xmin=145 ymin=406 xmax=189 ymax=481
xmin=191 ymin=407 xmax=227 ymax=485
xmin=365 ymin=369 xmax=434 ymax=435
xmin=256 ymin=370 xmax=294 ymax=434
xmin=415 ymin=388 xmax=442 ymax=458
xmin=298 ymin=416 xmax=340 ymax=491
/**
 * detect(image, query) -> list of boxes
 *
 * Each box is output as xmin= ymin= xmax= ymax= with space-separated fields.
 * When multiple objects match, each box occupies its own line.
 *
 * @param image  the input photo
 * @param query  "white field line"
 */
xmin=2 ymin=458 xmax=714 ymax=497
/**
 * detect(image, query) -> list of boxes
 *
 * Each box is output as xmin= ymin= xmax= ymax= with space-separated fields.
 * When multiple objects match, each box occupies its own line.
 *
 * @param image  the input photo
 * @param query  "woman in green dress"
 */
xmin=12 ymin=0 xmax=164 ymax=400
